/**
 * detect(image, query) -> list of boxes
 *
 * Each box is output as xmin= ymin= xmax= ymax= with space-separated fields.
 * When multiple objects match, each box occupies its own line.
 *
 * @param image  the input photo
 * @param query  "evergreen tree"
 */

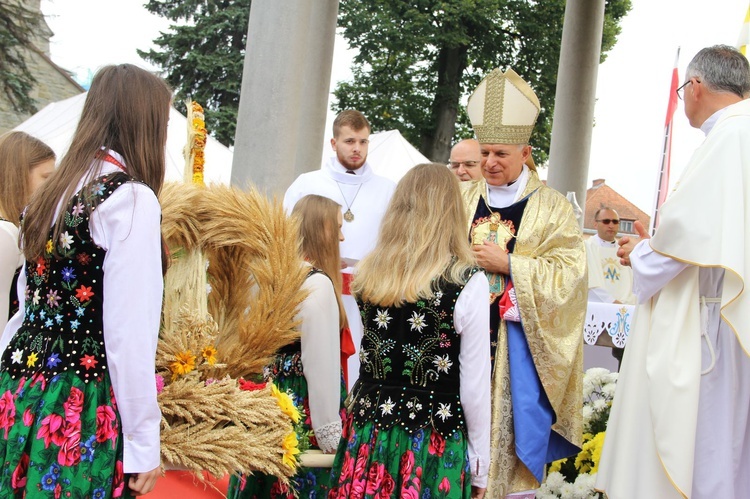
xmin=0 ymin=2 xmax=43 ymax=114
xmin=334 ymin=0 xmax=632 ymax=163
xmin=139 ymin=0 xmax=251 ymax=146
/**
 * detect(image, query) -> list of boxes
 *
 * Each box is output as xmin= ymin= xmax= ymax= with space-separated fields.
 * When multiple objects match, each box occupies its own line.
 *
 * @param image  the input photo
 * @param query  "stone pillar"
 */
xmin=294 ymin=1 xmax=339 ymax=179
xmin=546 ymin=0 xmax=605 ymax=223
xmin=231 ymin=0 xmax=339 ymax=193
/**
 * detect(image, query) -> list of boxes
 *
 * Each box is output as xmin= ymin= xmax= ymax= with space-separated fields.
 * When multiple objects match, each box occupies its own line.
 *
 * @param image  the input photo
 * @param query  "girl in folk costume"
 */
xmin=228 ymin=194 xmax=348 ymax=498
xmin=0 ymin=64 xmax=171 ymax=497
xmin=0 ymin=132 xmax=56 ymax=333
xmin=329 ymin=164 xmax=491 ymax=499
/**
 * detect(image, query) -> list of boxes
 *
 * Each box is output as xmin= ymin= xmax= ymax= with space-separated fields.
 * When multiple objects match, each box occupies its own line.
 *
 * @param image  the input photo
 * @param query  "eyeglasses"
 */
xmin=448 ymin=160 xmax=480 ymax=169
xmin=676 ymin=78 xmax=700 ymax=100
xmin=596 ymin=219 xmax=620 ymax=225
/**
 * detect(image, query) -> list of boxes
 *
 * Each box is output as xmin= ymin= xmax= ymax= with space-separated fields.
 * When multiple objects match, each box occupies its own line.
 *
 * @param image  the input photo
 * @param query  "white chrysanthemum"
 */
xmin=374 ymin=309 xmax=392 ymax=329
xmin=582 ymin=377 xmax=595 ymax=399
xmin=574 ymin=472 xmax=596 ymax=489
xmin=572 ymin=473 xmax=593 ymax=497
xmin=535 ymin=490 xmax=558 ymax=499
xmin=32 ymin=289 xmax=41 ymax=306
xmin=584 ymin=367 xmax=609 ymax=385
xmin=605 ymin=372 xmax=619 ymax=384
xmin=432 ymin=354 xmax=453 ymax=373
xmin=601 ymin=383 xmax=616 ymax=398
xmin=582 ymin=405 xmax=594 ymax=425
xmin=407 ymin=312 xmax=427 ymax=332
xmin=583 ymin=405 xmax=594 ymax=421
xmin=559 ymin=482 xmax=575 ymax=497
xmin=592 ymin=398 xmax=607 ymax=412
xmin=545 ymin=471 xmax=565 ymax=489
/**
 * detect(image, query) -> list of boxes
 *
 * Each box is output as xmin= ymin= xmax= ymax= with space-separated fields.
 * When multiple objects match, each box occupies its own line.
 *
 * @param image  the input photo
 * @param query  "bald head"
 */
xmin=449 ymin=139 xmax=482 ymax=181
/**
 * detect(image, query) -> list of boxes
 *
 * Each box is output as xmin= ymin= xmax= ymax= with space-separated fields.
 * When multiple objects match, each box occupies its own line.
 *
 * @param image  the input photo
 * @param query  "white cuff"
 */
xmin=314 ymin=420 xmax=343 ymax=454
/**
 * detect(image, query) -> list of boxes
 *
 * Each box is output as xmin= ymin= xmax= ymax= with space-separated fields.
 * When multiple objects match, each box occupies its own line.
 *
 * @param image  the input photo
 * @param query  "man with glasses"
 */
xmin=585 ymin=207 xmax=635 ymax=305
xmin=449 ymin=139 xmax=483 ymax=181
xmin=597 ymin=45 xmax=750 ymax=499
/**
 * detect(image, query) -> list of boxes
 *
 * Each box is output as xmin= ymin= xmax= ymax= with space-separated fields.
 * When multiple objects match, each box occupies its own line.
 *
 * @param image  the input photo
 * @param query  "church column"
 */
xmin=294 ymin=1 xmax=339 ymax=179
xmin=231 ymin=1 xmax=339 ymax=193
xmin=546 ymin=0 xmax=606 ymax=221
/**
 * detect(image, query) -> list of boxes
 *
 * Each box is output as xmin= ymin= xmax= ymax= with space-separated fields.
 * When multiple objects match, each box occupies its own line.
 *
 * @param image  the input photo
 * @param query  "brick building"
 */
xmin=0 ymin=0 xmax=83 ymax=134
xmin=584 ymin=178 xmax=650 ymax=236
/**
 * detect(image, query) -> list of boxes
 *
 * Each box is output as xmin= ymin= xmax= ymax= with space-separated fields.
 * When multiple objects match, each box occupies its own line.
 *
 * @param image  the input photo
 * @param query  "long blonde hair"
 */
xmin=353 ymin=163 xmax=476 ymax=306
xmin=22 ymin=64 xmax=172 ymax=260
xmin=0 ymin=131 xmax=55 ymax=224
xmin=291 ymin=195 xmax=347 ymax=329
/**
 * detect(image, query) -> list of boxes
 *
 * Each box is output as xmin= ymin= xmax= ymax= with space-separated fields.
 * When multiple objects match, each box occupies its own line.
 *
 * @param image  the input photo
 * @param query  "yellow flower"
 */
xmin=169 ymin=351 xmax=196 ymax=380
xmin=201 ymin=345 xmax=217 ymax=365
xmin=589 ymin=431 xmax=606 ymax=473
xmin=45 ymin=239 xmax=53 ymax=254
xmin=281 ymin=431 xmax=300 ymax=468
xmin=548 ymin=457 xmax=565 ymax=473
xmin=26 ymin=351 xmax=38 ymax=367
xmin=271 ymin=383 xmax=301 ymax=423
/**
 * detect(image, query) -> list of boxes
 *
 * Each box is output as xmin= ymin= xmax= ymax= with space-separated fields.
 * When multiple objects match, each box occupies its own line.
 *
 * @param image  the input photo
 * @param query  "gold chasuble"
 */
xmin=461 ymin=171 xmax=586 ymax=497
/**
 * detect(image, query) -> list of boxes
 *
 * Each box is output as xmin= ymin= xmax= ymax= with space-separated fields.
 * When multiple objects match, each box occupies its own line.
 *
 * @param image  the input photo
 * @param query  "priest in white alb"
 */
xmin=596 ymin=44 xmax=750 ymax=499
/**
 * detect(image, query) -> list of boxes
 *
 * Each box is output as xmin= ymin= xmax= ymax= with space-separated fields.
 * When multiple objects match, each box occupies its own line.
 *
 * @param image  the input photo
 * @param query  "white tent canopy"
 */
xmin=14 ymin=92 xmax=233 ymax=184
xmin=321 ymin=129 xmax=429 ymax=183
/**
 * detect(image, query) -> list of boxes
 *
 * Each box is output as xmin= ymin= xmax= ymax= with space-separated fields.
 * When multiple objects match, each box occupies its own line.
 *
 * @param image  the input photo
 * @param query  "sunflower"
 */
xmin=270 ymin=384 xmax=301 ymax=424
xmin=201 ymin=345 xmax=217 ymax=365
xmin=169 ymin=351 xmax=196 ymax=380
xmin=281 ymin=432 xmax=300 ymax=468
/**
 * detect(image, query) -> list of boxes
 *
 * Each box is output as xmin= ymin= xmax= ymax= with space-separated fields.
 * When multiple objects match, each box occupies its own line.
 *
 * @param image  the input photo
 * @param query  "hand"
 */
xmin=617 ymin=220 xmax=649 ymax=267
xmin=128 ymin=466 xmax=161 ymax=496
xmin=472 ymin=240 xmax=509 ymax=275
xmin=471 ymin=486 xmax=487 ymax=498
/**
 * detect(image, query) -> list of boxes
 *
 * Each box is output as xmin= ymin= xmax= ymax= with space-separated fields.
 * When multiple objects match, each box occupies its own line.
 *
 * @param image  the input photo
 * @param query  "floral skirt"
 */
xmin=328 ymin=416 xmax=471 ymax=498
xmin=227 ymin=351 xmax=343 ymax=499
xmin=0 ymin=371 xmax=128 ymax=498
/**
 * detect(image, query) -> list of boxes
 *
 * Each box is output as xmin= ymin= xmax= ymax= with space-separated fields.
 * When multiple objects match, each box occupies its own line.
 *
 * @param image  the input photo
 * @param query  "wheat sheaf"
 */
xmin=157 ymin=182 xmax=307 ymax=485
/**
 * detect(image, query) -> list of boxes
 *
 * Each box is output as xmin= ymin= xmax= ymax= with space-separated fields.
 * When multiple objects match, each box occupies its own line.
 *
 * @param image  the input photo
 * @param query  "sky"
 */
xmin=39 ymin=0 xmax=750 ymax=213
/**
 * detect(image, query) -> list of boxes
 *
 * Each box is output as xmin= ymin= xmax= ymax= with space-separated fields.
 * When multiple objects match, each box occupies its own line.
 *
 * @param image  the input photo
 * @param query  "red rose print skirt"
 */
xmin=0 ymin=371 xmax=128 ymax=498
xmin=328 ymin=417 xmax=471 ymax=498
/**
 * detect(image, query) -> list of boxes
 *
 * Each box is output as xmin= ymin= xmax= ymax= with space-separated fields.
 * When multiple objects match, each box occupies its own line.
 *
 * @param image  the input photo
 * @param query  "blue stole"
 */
xmin=506 ymin=315 xmax=580 ymax=482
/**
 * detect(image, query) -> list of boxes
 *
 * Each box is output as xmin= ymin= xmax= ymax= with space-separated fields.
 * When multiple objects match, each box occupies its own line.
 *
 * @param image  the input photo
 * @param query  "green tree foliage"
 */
xmin=334 ymin=0 xmax=632 ymax=163
xmin=0 ymin=2 xmax=43 ymax=114
xmin=139 ymin=0 xmax=251 ymax=146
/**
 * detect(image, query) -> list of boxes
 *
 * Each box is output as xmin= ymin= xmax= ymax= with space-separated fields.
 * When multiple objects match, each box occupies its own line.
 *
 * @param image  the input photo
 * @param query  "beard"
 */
xmin=337 ymin=151 xmax=366 ymax=170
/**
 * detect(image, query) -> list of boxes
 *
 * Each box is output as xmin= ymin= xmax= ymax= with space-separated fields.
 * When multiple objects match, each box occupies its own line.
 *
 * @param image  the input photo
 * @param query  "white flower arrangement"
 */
xmin=538 ymin=367 xmax=618 ymax=498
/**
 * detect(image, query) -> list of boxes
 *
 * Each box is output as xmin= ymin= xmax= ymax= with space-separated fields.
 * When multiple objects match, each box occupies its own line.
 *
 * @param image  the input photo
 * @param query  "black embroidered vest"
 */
xmin=350 ymin=269 xmax=478 ymax=438
xmin=1 ymin=172 xmax=133 ymax=383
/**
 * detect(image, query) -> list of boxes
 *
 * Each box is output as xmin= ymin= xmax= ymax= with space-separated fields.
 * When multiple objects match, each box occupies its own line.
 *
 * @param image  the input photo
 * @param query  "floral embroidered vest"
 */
xmin=351 ymin=269 xmax=478 ymax=438
xmin=1 ymin=172 xmax=133 ymax=384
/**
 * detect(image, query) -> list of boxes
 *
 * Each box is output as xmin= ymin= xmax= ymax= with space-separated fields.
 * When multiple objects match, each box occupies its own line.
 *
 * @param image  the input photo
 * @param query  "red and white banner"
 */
xmin=650 ymin=48 xmax=680 ymax=235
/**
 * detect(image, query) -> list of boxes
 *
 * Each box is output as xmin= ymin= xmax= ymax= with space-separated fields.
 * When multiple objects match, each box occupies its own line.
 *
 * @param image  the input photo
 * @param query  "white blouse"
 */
xmin=1 ymin=157 xmax=162 ymax=473
xmin=454 ymin=271 xmax=492 ymax=488
xmin=0 ymin=221 xmax=22 ymax=334
xmin=298 ymin=268 xmax=343 ymax=453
